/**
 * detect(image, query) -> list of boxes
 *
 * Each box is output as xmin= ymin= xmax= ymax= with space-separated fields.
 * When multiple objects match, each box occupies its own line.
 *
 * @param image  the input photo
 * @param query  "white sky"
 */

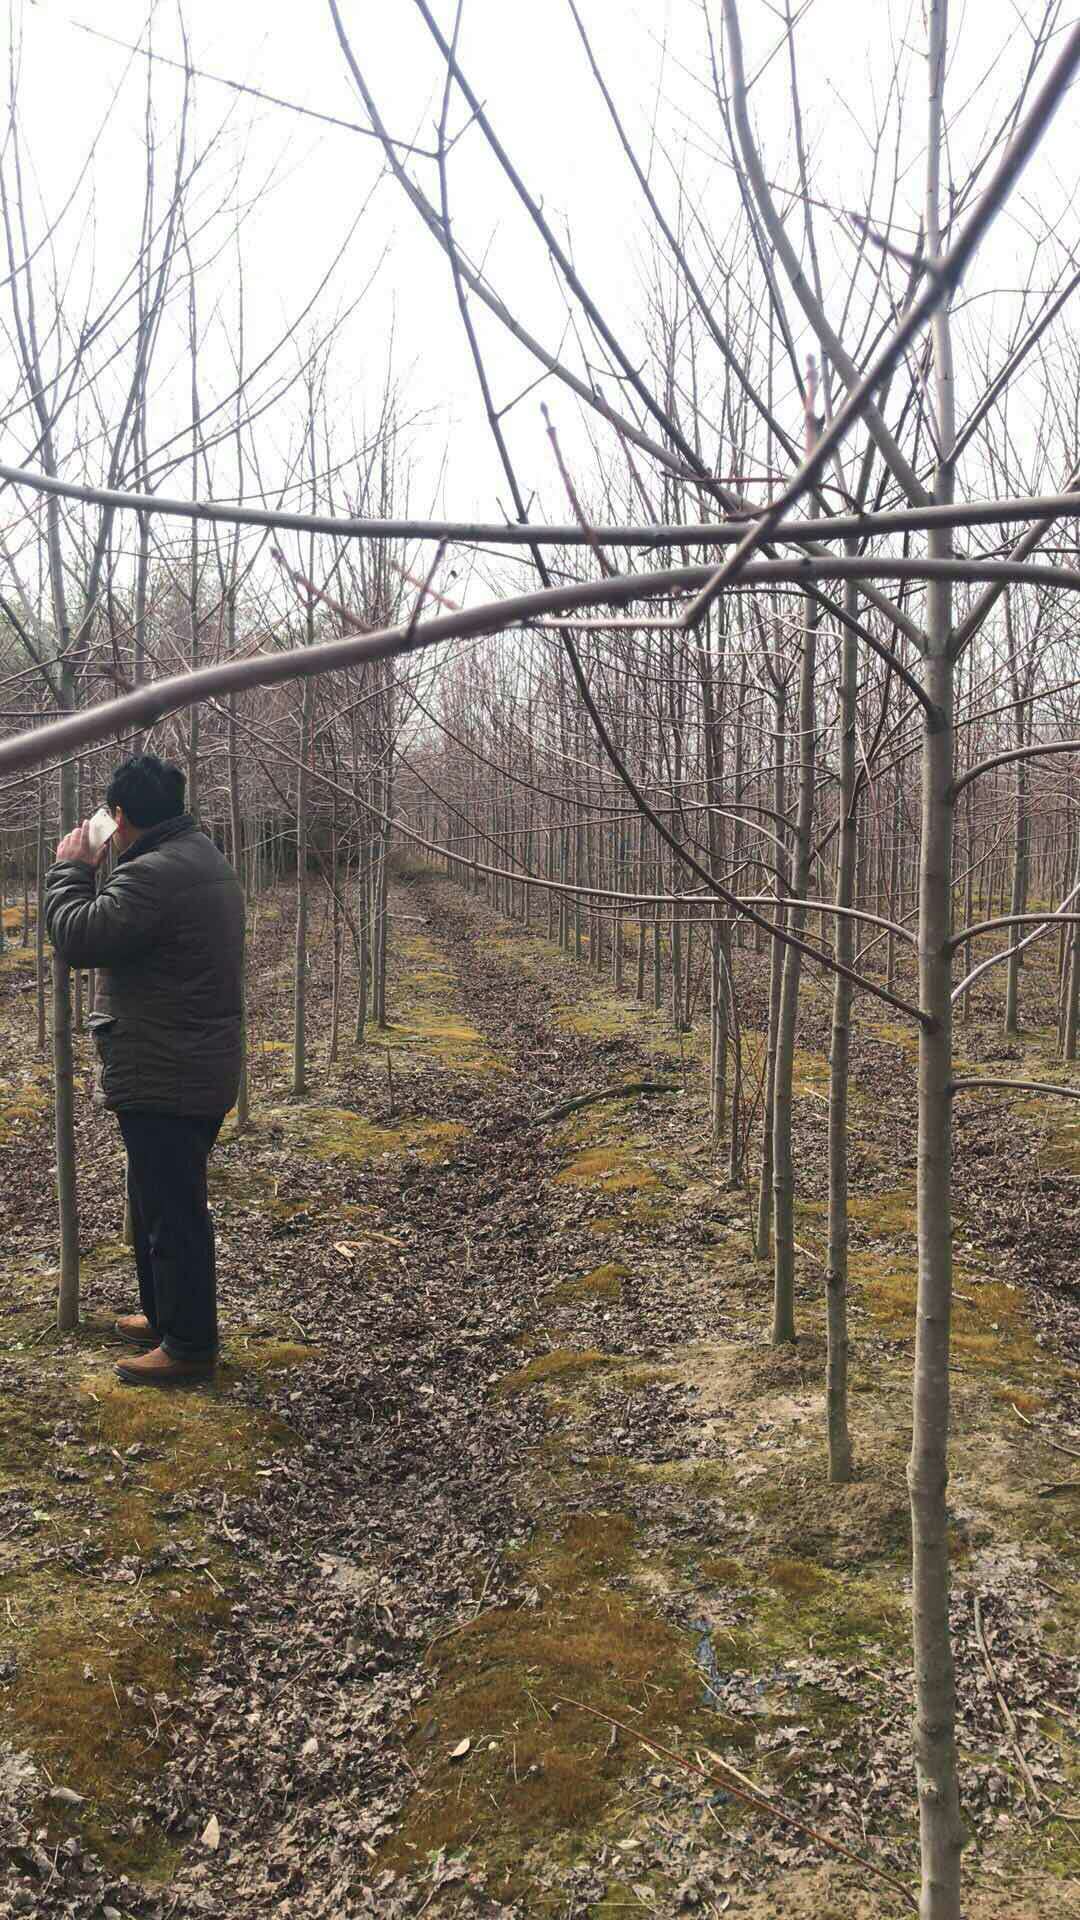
xmin=3 ymin=0 xmax=1079 ymax=560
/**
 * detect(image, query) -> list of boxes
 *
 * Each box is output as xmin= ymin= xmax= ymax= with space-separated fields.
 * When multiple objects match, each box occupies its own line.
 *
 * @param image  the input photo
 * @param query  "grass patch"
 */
xmin=234 ymin=1337 xmax=316 ymax=1374
xmin=697 ymin=1555 xmax=746 ymax=1588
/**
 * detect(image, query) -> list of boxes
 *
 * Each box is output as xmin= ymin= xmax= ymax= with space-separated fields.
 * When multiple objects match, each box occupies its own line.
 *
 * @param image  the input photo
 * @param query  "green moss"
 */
xmin=697 ymin=1555 xmax=746 ymax=1588
xmin=857 ymin=1260 xmax=1036 ymax=1375
xmin=0 ymin=1311 xmax=300 ymax=1878
xmin=265 ymin=1104 xmax=464 ymax=1166
xmin=500 ymin=1349 xmax=620 ymax=1396
xmin=0 ymin=1398 xmax=58 ymax=1480
xmin=625 ymin=1194 xmax=674 ymax=1231
xmin=1 ymin=1569 xmax=229 ymax=1872
xmin=551 ymin=1264 xmax=628 ymax=1304
xmin=381 ymin=1014 xmax=503 ymax=1073
xmin=0 ymin=1076 xmax=49 ymax=1142
xmin=208 ymin=1163 xmax=278 ymax=1209
xmin=631 ymin=1458 xmax=729 ymax=1492
xmin=791 ymin=1047 xmax=830 ymax=1094
xmin=865 ymin=1018 xmax=919 ymax=1058
xmin=234 ymin=1338 xmax=316 ymax=1373
xmin=767 ymin=1557 xmax=829 ymax=1598
xmin=79 ymin=1367 xmax=294 ymax=1496
xmin=556 ymin=1002 xmax=636 ymax=1041
xmin=371 ymin=934 xmax=505 ymax=1073
xmin=380 ymin=1510 xmax=728 ymax=1900
xmin=619 ymin=1363 xmax=671 ymax=1392
xmin=695 ymin=1552 xmax=907 ymax=1667
xmin=591 ymin=1886 xmax=652 ymax=1916
xmin=996 ymin=1388 xmax=1045 ymax=1417
xmin=848 ymin=1183 xmax=916 ymax=1237
xmin=556 ymin=1147 xmax=660 ymax=1195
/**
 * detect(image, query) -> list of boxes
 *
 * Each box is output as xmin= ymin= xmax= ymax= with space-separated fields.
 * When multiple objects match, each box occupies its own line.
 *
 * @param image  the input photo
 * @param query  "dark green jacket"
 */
xmin=45 ymin=815 xmax=245 ymax=1116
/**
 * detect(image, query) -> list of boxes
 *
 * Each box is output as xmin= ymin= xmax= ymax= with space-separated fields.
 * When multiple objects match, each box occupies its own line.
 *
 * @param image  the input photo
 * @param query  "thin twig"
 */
xmin=972 ymin=1595 xmax=1040 ymax=1807
xmin=1010 ymin=1401 xmax=1080 ymax=1460
xmin=556 ymin=1697 xmax=918 ymax=1910
xmin=535 ymin=1080 xmax=679 ymax=1126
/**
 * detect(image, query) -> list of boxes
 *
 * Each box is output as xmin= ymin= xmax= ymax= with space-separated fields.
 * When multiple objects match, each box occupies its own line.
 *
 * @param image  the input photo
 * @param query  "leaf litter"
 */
xmin=0 ymin=873 xmax=1075 ymax=1918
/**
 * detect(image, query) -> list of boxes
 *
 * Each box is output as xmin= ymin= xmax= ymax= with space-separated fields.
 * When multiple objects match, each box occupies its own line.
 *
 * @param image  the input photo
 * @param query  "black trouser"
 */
xmin=117 ymin=1110 xmax=225 ymax=1359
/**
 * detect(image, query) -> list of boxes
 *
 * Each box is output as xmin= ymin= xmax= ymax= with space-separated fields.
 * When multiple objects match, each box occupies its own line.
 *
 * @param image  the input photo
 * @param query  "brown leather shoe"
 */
xmin=115 ymin=1312 xmax=156 ymax=1348
xmin=115 ymin=1344 xmax=215 ymax=1387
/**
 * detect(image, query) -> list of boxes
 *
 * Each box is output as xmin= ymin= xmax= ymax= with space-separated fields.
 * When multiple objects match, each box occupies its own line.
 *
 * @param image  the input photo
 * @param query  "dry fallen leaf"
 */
xmin=200 ymin=1814 xmax=221 ymax=1851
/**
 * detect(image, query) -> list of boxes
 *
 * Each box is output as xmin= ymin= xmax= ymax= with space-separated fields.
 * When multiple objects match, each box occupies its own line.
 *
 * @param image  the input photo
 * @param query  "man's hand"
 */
xmin=55 ymin=821 xmax=107 ymax=868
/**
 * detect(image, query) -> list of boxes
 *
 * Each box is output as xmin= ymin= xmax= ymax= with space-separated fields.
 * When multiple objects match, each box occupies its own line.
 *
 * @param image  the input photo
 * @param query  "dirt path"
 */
xmin=0 ymin=875 xmax=1076 ymax=1919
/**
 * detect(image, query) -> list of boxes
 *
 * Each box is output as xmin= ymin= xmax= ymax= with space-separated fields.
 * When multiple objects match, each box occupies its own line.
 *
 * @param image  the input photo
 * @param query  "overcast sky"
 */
xmin=3 ymin=0 xmax=1078 ymax=556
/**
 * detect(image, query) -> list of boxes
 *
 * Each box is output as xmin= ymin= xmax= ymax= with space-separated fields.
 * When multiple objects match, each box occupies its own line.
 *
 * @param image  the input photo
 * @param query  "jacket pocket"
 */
xmin=88 ymin=1014 xmax=118 ymax=1108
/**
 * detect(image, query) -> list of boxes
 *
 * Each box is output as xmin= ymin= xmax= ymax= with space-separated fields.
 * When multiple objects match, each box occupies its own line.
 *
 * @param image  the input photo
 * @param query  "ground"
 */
xmin=0 ymin=872 xmax=1076 ymax=1918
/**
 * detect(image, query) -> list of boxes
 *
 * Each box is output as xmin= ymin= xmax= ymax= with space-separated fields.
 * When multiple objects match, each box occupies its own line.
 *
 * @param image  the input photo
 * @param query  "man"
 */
xmin=45 ymin=755 xmax=245 ymax=1386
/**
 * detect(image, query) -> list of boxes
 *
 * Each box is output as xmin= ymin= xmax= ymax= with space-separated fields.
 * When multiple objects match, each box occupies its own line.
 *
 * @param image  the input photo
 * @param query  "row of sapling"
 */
xmin=0 ymin=12 xmax=430 ymax=1315
xmin=1 ymin=3 xmax=1080 ymax=1916
xmin=331 ymin=2 xmax=1080 ymax=1913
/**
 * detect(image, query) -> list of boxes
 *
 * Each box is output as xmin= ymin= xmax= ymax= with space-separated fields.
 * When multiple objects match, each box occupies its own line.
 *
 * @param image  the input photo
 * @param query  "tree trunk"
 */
xmin=910 ymin=12 xmax=965 ymax=1908
xmin=53 ymin=947 xmax=80 ymax=1331
xmin=1003 ymin=749 xmax=1028 ymax=1034
xmin=53 ymin=659 xmax=79 ymax=1329
xmin=35 ymin=777 xmax=46 ymax=1056
xmin=228 ymin=688 xmax=250 ymax=1132
xmin=355 ymin=838 xmax=371 ymax=1042
xmin=755 ymin=682 xmax=787 ymax=1261
xmin=912 ymin=649 xmax=965 ymax=1917
xmin=292 ymin=681 xmax=312 ymax=1097
xmin=825 ymin=562 xmax=857 ymax=1481
xmin=1061 ymin=825 xmax=1080 ymax=1061
xmin=773 ymin=556 xmax=819 ymax=1345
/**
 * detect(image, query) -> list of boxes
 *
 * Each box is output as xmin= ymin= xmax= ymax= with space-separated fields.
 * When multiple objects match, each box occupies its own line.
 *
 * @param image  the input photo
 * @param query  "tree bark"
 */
xmin=755 ymin=680 xmax=787 ymax=1260
xmin=825 ymin=561 xmax=857 ymax=1481
xmin=773 ymin=379 xmax=821 ymax=1343
xmin=771 ymin=591 xmax=817 ymax=1344
xmin=291 ymin=680 xmax=312 ymax=1097
xmin=910 ymin=10 xmax=966 ymax=1910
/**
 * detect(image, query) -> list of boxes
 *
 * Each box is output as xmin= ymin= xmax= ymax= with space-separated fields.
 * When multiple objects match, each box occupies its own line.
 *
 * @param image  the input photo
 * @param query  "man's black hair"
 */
xmin=106 ymin=755 xmax=186 ymax=829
